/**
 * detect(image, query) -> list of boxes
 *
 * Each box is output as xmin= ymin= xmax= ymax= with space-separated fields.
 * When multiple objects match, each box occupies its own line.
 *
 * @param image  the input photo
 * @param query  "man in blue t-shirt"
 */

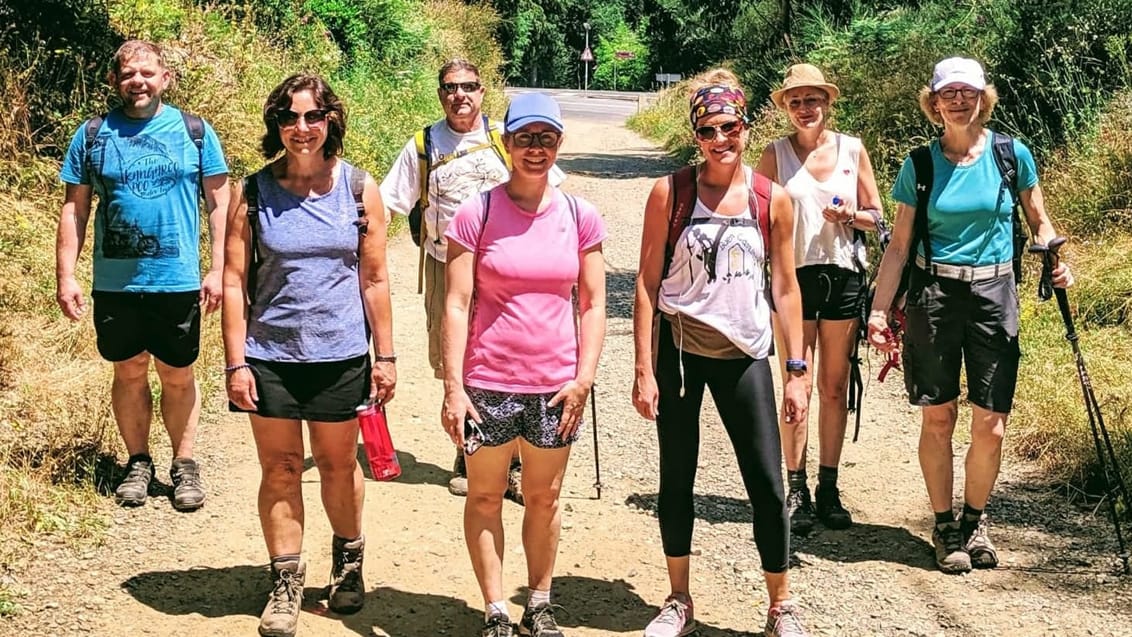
xmin=55 ymin=40 xmax=230 ymax=511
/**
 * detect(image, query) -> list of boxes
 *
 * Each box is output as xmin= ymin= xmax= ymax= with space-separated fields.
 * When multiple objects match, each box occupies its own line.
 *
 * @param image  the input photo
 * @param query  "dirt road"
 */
xmin=4 ymin=117 xmax=1131 ymax=637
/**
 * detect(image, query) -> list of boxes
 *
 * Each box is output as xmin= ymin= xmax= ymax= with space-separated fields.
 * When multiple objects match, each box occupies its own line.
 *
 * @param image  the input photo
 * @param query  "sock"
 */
xmin=961 ymin=503 xmax=983 ymax=531
xmin=527 ymin=589 xmax=551 ymax=610
xmin=787 ymin=469 xmax=808 ymax=492
xmin=934 ymin=510 xmax=956 ymax=527
xmin=270 ymin=554 xmax=301 ymax=572
xmin=486 ymin=600 xmax=509 ymax=621
xmin=817 ymin=465 xmax=838 ymax=489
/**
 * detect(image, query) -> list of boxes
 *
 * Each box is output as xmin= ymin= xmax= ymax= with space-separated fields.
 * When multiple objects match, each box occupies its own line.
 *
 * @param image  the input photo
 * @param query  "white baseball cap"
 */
xmin=931 ymin=57 xmax=986 ymax=91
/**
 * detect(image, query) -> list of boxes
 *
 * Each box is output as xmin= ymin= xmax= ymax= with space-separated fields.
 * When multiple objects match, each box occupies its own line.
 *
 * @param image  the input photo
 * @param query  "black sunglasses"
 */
xmin=937 ymin=87 xmax=980 ymax=100
xmin=511 ymin=131 xmax=561 ymax=149
xmin=274 ymin=108 xmax=329 ymax=127
xmin=440 ymin=81 xmax=482 ymax=94
xmin=694 ymin=120 xmax=744 ymax=142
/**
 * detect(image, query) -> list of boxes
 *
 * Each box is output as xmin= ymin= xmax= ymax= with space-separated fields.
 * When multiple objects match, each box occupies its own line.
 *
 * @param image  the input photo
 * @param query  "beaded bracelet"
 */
xmin=224 ymin=363 xmax=252 ymax=374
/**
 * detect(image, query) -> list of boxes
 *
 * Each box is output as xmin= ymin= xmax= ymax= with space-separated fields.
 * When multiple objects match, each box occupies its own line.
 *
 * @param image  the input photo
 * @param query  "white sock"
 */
xmin=486 ymin=600 xmax=509 ymax=621
xmin=527 ymin=589 xmax=551 ymax=610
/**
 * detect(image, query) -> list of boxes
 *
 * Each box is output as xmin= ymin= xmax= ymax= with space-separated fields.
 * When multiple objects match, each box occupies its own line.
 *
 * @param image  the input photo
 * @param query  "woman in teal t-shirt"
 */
xmin=866 ymin=58 xmax=1073 ymax=576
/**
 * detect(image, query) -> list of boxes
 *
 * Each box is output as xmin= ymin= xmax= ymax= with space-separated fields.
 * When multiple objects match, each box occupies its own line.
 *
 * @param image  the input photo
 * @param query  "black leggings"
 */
xmin=654 ymin=318 xmax=789 ymax=573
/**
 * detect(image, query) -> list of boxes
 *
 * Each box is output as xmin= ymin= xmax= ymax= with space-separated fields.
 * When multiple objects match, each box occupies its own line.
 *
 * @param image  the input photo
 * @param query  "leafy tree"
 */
xmin=592 ymin=20 xmax=650 ymax=90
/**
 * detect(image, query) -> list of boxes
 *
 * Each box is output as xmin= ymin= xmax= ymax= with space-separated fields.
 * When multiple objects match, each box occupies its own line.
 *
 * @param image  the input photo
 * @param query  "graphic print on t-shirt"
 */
xmin=434 ymin=152 xmax=509 ymax=213
xmin=685 ymin=221 xmax=764 ymax=288
xmin=92 ymin=132 xmax=182 ymax=260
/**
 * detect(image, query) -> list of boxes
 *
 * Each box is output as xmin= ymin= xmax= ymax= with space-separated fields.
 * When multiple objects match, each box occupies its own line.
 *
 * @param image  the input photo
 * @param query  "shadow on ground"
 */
xmin=607 ymin=267 xmax=636 ymax=321
xmin=300 ymin=448 xmax=449 ymax=487
xmin=123 ymin=564 xmax=266 ymax=618
xmin=557 ymin=151 xmax=675 ymax=179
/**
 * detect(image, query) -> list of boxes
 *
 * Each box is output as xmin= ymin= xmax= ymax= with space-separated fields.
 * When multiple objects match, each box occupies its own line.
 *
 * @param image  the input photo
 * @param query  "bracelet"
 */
xmin=225 ymin=362 xmax=251 ymax=374
xmin=785 ymin=359 xmax=808 ymax=373
xmin=841 ymin=211 xmax=856 ymax=226
xmin=374 ymin=353 xmax=397 ymax=363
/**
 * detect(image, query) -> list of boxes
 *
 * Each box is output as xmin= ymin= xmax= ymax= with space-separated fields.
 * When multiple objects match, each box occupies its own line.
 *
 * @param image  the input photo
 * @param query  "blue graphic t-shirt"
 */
xmin=891 ymin=132 xmax=1038 ymax=266
xmin=60 ymin=105 xmax=229 ymax=292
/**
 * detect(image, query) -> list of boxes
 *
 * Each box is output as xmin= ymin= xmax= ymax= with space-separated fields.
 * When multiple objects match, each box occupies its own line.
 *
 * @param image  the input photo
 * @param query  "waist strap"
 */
xmin=915 ymin=255 xmax=1011 ymax=282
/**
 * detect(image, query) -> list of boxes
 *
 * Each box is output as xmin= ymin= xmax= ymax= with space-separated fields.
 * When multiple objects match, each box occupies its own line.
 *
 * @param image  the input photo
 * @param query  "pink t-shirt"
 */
xmin=445 ymin=185 xmax=606 ymax=393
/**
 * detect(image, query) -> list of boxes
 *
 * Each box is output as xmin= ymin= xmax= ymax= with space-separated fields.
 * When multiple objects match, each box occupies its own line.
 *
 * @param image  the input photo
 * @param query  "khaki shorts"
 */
xmin=424 ymin=253 xmax=445 ymax=378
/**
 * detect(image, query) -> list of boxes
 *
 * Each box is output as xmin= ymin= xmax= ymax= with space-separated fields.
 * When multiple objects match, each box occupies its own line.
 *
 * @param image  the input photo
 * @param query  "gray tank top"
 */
xmin=245 ymin=162 xmax=369 ymax=362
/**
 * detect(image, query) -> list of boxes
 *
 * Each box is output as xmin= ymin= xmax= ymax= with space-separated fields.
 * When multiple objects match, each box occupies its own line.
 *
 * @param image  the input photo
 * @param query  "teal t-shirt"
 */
xmin=60 ymin=105 xmax=229 ymax=292
xmin=891 ymin=132 xmax=1038 ymax=266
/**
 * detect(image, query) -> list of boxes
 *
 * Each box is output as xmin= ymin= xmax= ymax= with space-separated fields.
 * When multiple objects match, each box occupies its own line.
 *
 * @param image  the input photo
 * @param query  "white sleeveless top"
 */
xmin=773 ymin=134 xmax=866 ymax=271
xmin=657 ymin=166 xmax=773 ymax=360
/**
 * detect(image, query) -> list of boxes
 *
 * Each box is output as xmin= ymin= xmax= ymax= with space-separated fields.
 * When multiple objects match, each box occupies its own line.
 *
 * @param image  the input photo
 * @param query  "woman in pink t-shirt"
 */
xmin=441 ymin=92 xmax=606 ymax=637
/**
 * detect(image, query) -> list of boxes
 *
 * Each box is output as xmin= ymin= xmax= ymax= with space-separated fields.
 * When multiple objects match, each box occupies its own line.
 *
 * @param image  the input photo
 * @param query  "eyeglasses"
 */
xmin=785 ymin=96 xmax=827 ymax=111
xmin=274 ymin=108 xmax=329 ymax=127
xmin=440 ymin=81 xmax=482 ymax=94
xmin=693 ymin=120 xmax=744 ymax=142
xmin=937 ymin=87 xmax=980 ymax=100
xmin=511 ymin=131 xmax=561 ymax=149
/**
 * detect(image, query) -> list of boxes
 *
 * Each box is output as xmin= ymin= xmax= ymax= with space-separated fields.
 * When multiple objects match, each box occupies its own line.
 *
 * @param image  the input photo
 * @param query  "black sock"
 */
xmin=787 ymin=469 xmax=808 ymax=492
xmin=934 ymin=510 xmax=955 ymax=527
xmin=817 ymin=465 xmax=838 ymax=490
xmin=961 ymin=504 xmax=983 ymax=530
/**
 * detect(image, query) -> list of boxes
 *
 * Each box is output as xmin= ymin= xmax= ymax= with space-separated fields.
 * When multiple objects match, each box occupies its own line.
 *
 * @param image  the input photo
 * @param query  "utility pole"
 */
xmin=582 ymin=22 xmax=591 ymax=92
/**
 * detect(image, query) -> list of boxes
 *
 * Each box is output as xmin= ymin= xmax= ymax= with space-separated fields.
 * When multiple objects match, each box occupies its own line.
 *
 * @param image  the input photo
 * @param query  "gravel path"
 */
xmin=3 ymin=118 xmax=1130 ymax=637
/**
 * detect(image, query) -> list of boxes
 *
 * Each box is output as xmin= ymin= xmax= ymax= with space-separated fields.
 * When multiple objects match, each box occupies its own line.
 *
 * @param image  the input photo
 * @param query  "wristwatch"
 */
xmin=785 ymin=359 xmax=808 ymax=373
xmin=374 ymin=353 xmax=397 ymax=363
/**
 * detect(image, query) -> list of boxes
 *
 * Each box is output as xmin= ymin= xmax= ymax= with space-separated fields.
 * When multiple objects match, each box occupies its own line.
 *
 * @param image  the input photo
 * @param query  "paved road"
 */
xmin=504 ymin=87 xmax=649 ymax=125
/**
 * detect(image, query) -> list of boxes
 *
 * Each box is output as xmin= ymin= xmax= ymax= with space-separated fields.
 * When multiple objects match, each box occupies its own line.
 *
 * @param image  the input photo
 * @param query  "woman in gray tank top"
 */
xmin=220 ymin=74 xmax=396 ymax=637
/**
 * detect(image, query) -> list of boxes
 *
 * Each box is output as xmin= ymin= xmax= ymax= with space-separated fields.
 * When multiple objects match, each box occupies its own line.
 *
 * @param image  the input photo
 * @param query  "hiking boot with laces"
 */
xmin=932 ymin=521 xmax=972 ymax=574
xmin=116 ymin=454 xmax=154 ymax=507
xmin=328 ymin=535 xmax=365 ymax=613
xmin=505 ymin=460 xmax=525 ymax=506
xmin=170 ymin=457 xmax=205 ymax=511
xmin=482 ymin=614 xmax=515 ymax=637
xmin=962 ymin=514 xmax=999 ymax=569
xmin=644 ymin=593 xmax=696 ymax=637
xmin=786 ymin=488 xmax=815 ymax=536
xmin=518 ymin=603 xmax=564 ymax=637
xmin=260 ymin=561 xmax=305 ymax=637
xmin=765 ymin=599 xmax=810 ymax=637
xmin=449 ymin=449 xmax=468 ymax=497
xmin=814 ymin=485 xmax=852 ymax=530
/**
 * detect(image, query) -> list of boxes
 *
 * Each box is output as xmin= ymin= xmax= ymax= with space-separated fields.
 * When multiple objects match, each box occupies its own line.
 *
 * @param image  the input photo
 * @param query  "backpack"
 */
xmin=85 ymin=110 xmax=205 ymax=197
xmin=243 ymin=165 xmax=368 ymax=306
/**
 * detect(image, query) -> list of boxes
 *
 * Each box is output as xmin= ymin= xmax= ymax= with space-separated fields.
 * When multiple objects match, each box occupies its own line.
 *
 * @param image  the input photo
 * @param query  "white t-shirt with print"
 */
xmin=380 ymin=118 xmax=566 ymax=262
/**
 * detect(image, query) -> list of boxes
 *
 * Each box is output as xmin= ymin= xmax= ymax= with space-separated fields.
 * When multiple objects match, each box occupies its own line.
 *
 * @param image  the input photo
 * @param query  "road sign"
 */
xmin=580 ymin=47 xmax=593 ymax=62
xmin=614 ymin=50 xmax=635 ymax=60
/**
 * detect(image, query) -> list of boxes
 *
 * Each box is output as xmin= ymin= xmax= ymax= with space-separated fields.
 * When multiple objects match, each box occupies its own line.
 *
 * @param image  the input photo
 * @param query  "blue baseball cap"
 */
xmin=504 ymin=92 xmax=565 ymax=133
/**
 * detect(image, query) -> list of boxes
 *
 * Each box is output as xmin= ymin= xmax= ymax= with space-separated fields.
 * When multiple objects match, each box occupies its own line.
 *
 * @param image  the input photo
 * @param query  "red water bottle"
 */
xmin=356 ymin=402 xmax=401 ymax=481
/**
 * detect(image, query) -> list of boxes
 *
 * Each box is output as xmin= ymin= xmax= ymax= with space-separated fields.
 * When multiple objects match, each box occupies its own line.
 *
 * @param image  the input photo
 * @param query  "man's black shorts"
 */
xmin=901 ymin=268 xmax=1021 ymax=413
xmin=796 ymin=264 xmax=864 ymax=321
xmin=92 ymin=290 xmax=201 ymax=368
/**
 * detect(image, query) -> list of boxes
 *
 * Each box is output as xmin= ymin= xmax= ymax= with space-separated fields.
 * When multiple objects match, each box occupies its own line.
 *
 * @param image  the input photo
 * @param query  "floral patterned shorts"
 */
xmin=466 ymin=387 xmax=583 ymax=449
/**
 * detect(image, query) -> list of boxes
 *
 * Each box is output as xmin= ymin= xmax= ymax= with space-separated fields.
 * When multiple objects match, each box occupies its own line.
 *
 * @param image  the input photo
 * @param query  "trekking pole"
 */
xmin=1031 ymin=237 xmax=1131 ymax=575
xmin=590 ymin=384 xmax=603 ymax=499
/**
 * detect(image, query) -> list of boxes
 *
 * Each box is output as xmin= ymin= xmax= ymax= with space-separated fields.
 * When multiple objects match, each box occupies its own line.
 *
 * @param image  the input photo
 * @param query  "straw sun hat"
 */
xmin=770 ymin=63 xmax=841 ymax=110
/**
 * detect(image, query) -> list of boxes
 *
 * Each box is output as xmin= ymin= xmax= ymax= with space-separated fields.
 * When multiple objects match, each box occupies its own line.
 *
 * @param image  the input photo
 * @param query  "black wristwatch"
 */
xmin=785 ymin=359 xmax=808 ymax=373
xmin=374 ymin=353 xmax=397 ymax=363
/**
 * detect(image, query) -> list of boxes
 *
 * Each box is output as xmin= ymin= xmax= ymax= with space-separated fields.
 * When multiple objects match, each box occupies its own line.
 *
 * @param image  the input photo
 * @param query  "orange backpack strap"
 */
xmin=663 ymin=164 xmax=698 ymax=279
xmin=749 ymin=171 xmax=773 ymax=254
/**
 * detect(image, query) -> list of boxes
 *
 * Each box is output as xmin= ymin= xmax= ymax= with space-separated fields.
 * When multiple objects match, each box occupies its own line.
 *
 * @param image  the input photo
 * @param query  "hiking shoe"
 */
xmin=519 ymin=603 xmax=564 ymax=637
xmin=116 ymin=454 xmax=154 ymax=506
xmin=814 ymin=485 xmax=852 ymax=530
xmin=786 ymin=488 xmax=815 ymax=536
xmin=963 ymin=514 xmax=999 ymax=569
xmin=170 ymin=457 xmax=205 ymax=511
xmin=505 ymin=460 xmax=525 ymax=506
xmin=482 ymin=614 xmax=515 ymax=637
xmin=328 ymin=535 xmax=365 ymax=614
xmin=644 ymin=594 xmax=696 ymax=637
xmin=449 ymin=449 xmax=468 ymax=497
xmin=765 ymin=599 xmax=809 ymax=637
xmin=932 ymin=521 xmax=972 ymax=574
xmin=259 ymin=561 xmax=305 ymax=637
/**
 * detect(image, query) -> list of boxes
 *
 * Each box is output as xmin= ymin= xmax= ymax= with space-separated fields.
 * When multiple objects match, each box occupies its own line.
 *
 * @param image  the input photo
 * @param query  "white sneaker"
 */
xmin=644 ymin=594 xmax=696 ymax=637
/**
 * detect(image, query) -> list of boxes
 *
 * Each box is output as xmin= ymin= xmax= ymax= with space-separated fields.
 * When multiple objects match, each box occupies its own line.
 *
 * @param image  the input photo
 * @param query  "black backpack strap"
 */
xmin=84 ymin=115 xmax=105 ymax=153
xmin=179 ymin=111 xmax=206 ymax=199
xmin=990 ymin=131 xmax=1028 ymax=283
xmin=349 ymin=165 xmax=369 ymax=236
xmin=909 ymin=145 xmax=934 ymax=267
xmin=243 ymin=169 xmax=263 ymax=305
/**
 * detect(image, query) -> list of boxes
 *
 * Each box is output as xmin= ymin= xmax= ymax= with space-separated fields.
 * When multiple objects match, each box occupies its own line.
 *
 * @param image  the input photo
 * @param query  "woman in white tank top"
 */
xmin=755 ymin=64 xmax=885 ymax=537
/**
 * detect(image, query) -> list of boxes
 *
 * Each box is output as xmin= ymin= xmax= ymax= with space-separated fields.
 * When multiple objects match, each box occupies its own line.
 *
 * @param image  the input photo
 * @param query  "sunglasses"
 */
xmin=274 ymin=108 xmax=329 ymax=127
xmin=511 ymin=131 xmax=561 ymax=149
xmin=937 ymin=87 xmax=980 ymax=100
xmin=785 ymin=96 xmax=828 ymax=110
xmin=463 ymin=417 xmax=485 ymax=456
xmin=693 ymin=120 xmax=744 ymax=142
xmin=441 ymin=81 xmax=482 ymax=94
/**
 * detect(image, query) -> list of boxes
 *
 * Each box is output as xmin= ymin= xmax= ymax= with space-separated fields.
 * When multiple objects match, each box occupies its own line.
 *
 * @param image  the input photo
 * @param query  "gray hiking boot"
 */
xmin=260 ymin=560 xmax=305 ymax=637
xmin=328 ymin=535 xmax=365 ymax=614
xmin=963 ymin=514 xmax=999 ymax=569
xmin=932 ymin=521 xmax=972 ymax=574
xmin=644 ymin=593 xmax=696 ymax=637
xmin=116 ymin=454 xmax=154 ymax=506
xmin=170 ymin=457 xmax=205 ymax=511
xmin=765 ymin=599 xmax=810 ymax=637
xmin=786 ymin=487 xmax=815 ymax=536
xmin=449 ymin=448 xmax=468 ymax=497
xmin=482 ymin=613 xmax=515 ymax=637
xmin=505 ymin=459 xmax=524 ymax=506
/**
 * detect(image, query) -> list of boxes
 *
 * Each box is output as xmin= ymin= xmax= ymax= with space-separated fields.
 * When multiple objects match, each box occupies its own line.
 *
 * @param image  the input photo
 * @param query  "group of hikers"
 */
xmin=55 ymin=38 xmax=1072 ymax=637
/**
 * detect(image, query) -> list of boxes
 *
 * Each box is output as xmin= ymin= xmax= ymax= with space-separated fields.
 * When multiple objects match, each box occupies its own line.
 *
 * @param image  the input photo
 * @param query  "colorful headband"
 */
xmin=689 ymin=85 xmax=748 ymax=127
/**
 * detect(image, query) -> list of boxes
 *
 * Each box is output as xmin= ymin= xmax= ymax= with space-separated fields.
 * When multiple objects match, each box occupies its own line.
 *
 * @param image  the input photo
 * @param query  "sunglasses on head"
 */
xmin=937 ymin=87 xmax=980 ymax=100
xmin=511 ymin=131 xmax=561 ymax=149
xmin=693 ymin=120 xmax=744 ymax=142
xmin=441 ymin=81 xmax=482 ymax=94
xmin=274 ymin=108 xmax=329 ymax=127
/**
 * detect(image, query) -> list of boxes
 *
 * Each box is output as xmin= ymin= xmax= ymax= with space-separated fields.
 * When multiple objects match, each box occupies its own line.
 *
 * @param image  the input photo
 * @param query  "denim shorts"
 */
xmin=901 ymin=267 xmax=1020 ymax=412
xmin=466 ymin=387 xmax=582 ymax=449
